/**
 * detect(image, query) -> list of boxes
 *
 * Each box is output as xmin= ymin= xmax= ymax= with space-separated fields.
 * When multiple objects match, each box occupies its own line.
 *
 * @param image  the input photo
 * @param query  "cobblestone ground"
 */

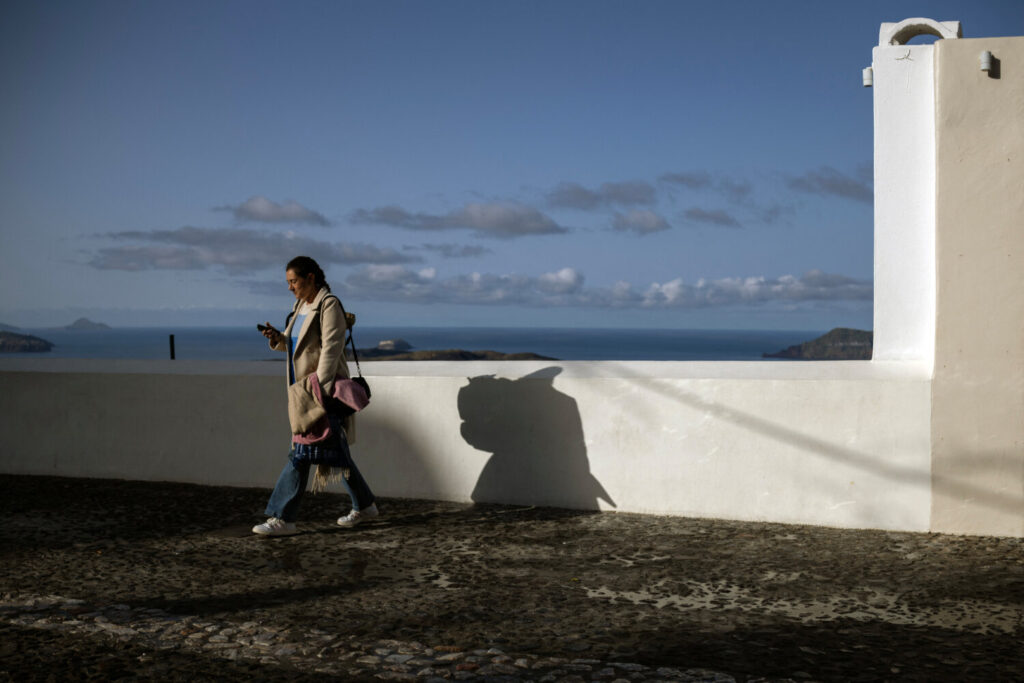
xmin=1 ymin=475 xmax=1022 ymax=682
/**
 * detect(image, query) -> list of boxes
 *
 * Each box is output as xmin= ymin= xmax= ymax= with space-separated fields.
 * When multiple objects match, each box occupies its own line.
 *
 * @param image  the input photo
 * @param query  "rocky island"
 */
xmin=0 ymin=331 xmax=54 ymax=353
xmin=352 ymin=348 xmax=555 ymax=361
xmin=64 ymin=318 xmax=111 ymax=331
xmin=764 ymin=328 xmax=872 ymax=360
xmin=340 ymin=336 xmax=556 ymax=361
xmin=375 ymin=338 xmax=412 ymax=352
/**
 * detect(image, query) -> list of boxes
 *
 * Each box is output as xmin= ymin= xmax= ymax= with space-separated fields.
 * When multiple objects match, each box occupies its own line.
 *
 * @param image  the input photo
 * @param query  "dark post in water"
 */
xmin=169 ymin=334 xmax=175 ymax=360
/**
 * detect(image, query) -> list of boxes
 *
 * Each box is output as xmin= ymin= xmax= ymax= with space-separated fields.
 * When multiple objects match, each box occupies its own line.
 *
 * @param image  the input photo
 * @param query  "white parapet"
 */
xmin=0 ymin=358 xmax=934 ymax=533
xmin=871 ymin=18 xmax=961 ymax=362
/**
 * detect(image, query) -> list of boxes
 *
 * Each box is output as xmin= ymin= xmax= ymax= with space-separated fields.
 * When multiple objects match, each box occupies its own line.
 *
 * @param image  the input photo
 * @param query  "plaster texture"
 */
xmin=930 ymin=37 xmax=1024 ymax=537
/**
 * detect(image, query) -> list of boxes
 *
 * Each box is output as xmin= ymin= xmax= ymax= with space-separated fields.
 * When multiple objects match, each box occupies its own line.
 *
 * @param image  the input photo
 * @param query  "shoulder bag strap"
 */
xmin=318 ymin=294 xmax=364 ymax=379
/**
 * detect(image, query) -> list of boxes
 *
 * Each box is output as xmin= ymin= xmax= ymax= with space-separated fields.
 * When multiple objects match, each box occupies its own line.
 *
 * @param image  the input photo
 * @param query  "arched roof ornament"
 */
xmin=879 ymin=18 xmax=962 ymax=46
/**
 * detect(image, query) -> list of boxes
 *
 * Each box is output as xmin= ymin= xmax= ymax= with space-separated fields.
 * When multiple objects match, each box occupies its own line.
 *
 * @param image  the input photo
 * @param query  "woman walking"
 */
xmin=253 ymin=256 xmax=378 ymax=536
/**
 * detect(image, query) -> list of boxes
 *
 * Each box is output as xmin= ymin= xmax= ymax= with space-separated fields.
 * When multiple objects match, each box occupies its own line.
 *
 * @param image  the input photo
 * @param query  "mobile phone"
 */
xmin=257 ymin=323 xmax=270 ymax=332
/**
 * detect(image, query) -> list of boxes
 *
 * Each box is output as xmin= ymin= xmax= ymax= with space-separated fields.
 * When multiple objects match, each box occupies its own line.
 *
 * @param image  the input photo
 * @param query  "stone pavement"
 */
xmin=1 ymin=475 xmax=1021 ymax=682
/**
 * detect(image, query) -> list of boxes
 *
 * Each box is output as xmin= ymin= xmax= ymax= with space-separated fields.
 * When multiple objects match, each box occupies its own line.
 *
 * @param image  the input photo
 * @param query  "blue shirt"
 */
xmin=288 ymin=311 xmax=307 ymax=385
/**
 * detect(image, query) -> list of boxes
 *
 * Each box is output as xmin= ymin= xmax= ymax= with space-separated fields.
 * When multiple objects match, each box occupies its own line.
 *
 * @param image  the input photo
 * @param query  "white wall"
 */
xmin=871 ymin=42 xmax=936 ymax=362
xmin=362 ymin=361 xmax=933 ymax=530
xmin=0 ymin=358 xmax=934 ymax=532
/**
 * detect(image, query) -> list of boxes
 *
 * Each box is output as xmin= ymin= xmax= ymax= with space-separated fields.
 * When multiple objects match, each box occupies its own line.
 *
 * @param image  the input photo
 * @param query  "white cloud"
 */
xmin=661 ymin=171 xmax=791 ymax=226
xmin=659 ymin=171 xmax=712 ymax=190
xmin=87 ymin=245 xmax=207 ymax=272
xmin=217 ymin=196 xmax=330 ymax=226
xmin=660 ymin=171 xmax=754 ymax=204
xmin=89 ymin=227 xmax=418 ymax=274
xmin=787 ymin=167 xmax=873 ymax=204
xmin=342 ymin=266 xmax=586 ymax=306
xmin=410 ymin=243 xmax=492 ymax=258
xmin=639 ymin=270 xmax=872 ymax=308
xmin=456 ymin=203 xmax=565 ymax=238
xmin=538 ymin=267 xmax=584 ymax=294
xmin=338 ymin=266 xmax=871 ymax=309
xmin=683 ymin=207 xmax=742 ymax=228
xmin=351 ymin=202 xmax=568 ymax=239
xmin=718 ymin=177 xmax=753 ymax=203
xmin=546 ymin=180 xmax=657 ymax=210
xmin=612 ymin=210 xmax=671 ymax=235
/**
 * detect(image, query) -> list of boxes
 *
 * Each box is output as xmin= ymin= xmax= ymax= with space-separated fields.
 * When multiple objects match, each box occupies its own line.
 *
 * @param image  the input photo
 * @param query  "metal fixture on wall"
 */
xmin=980 ymin=50 xmax=994 ymax=72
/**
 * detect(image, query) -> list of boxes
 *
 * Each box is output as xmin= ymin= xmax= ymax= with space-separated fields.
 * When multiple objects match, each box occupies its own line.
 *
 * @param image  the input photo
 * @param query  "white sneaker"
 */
xmin=252 ymin=517 xmax=298 ymax=536
xmin=336 ymin=503 xmax=379 ymax=527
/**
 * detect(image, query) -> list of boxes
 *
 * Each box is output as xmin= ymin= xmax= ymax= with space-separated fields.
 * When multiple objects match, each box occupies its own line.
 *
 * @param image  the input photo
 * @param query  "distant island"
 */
xmin=349 ymin=337 xmax=555 ymax=361
xmin=375 ymin=338 xmax=412 ymax=352
xmin=764 ymin=328 xmax=873 ymax=360
xmin=0 ymin=317 xmax=109 ymax=353
xmin=0 ymin=331 xmax=54 ymax=353
xmin=64 ymin=318 xmax=111 ymax=331
xmin=0 ymin=318 xmax=110 ymax=333
xmin=351 ymin=348 xmax=556 ymax=361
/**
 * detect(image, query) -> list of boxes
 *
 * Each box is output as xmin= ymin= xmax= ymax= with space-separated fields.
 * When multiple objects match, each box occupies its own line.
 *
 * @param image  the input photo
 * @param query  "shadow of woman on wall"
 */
xmin=458 ymin=367 xmax=615 ymax=511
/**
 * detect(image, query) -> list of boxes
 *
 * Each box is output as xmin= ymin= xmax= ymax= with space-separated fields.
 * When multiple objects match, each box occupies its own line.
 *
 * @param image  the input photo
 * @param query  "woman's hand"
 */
xmin=261 ymin=322 xmax=283 ymax=343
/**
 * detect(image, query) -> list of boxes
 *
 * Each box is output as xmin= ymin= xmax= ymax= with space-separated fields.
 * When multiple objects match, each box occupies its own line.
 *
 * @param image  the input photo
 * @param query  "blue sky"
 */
xmin=1 ymin=0 xmax=1021 ymax=329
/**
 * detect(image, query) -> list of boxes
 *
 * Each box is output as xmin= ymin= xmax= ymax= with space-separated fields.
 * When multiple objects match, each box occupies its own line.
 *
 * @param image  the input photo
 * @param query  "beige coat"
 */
xmin=270 ymin=287 xmax=355 ymax=440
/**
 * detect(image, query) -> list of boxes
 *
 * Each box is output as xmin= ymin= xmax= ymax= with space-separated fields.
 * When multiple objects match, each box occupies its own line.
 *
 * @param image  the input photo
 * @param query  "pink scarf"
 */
xmin=292 ymin=375 xmax=370 ymax=445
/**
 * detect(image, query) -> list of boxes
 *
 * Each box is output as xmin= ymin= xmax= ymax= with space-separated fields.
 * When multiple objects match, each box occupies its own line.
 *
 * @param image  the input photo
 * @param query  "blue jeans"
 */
xmin=264 ymin=450 xmax=376 ymax=523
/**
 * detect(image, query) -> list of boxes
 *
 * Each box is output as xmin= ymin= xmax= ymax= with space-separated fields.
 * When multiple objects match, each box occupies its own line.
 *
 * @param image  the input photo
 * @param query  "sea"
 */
xmin=15 ymin=327 xmax=820 ymax=362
